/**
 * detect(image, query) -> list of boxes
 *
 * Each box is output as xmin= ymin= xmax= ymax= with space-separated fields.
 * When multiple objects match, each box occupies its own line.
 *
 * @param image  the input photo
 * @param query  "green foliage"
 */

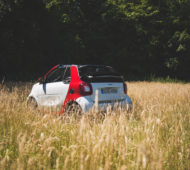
xmin=0 ymin=0 xmax=190 ymax=80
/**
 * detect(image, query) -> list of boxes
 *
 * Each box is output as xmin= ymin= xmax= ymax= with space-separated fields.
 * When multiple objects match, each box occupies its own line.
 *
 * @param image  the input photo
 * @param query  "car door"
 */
xmin=39 ymin=66 xmax=71 ymax=109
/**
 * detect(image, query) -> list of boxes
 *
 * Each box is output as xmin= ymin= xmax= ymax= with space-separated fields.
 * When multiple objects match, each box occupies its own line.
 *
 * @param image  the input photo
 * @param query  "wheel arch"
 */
xmin=27 ymin=96 xmax=38 ymax=108
xmin=65 ymin=100 xmax=80 ymax=107
xmin=27 ymin=95 xmax=36 ymax=101
xmin=27 ymin=96 xmax=38 ymax=104
xmin=64 ymin=100 xmax=82 ymax=110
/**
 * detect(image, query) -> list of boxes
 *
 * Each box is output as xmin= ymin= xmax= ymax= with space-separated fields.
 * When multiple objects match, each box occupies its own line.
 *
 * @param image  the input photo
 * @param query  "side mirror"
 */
xmin=38 ymin=77 xmax=41 ymax=82
xmin=38 ymin=77 xmax=46 ymax=84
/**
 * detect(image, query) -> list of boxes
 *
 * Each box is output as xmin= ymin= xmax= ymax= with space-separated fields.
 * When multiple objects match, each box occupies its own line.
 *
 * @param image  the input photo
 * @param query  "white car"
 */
xmin=28 ymin=64 xmax=132 ymax=114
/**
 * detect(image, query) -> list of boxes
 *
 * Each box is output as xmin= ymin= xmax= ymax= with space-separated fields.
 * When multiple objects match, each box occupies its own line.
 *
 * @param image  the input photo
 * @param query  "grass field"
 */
xmin=0 ymin=82 xmax=190 ymax=170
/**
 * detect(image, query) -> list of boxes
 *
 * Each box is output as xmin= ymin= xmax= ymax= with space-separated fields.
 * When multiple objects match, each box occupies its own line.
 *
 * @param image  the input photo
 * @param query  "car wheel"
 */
xmin=27 ymin=97 xmax=38 ymax=110
xmin=64 ymin=102 xmax=82 ymax=116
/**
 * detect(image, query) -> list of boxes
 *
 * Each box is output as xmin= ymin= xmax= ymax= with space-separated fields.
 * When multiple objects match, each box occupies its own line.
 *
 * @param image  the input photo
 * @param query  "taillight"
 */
xmin=79 ymin=82 xmax=93 ymax=96
xmin=123 ymin=82 xmax=127 ymax=94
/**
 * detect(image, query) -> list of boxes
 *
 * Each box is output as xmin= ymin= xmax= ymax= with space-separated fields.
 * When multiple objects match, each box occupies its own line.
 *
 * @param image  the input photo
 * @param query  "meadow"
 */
xmin=0 ymin=82 xmax=190 ymax=170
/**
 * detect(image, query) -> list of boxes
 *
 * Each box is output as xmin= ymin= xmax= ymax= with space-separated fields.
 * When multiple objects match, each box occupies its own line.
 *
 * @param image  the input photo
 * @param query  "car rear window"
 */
xmin=78 ymin=65 xmax=123 ymax=83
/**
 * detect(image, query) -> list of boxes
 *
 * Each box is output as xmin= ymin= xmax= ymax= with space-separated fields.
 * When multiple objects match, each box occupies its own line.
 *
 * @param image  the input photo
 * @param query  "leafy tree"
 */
xmin=0 ymin=0 xmax=190 ymax=80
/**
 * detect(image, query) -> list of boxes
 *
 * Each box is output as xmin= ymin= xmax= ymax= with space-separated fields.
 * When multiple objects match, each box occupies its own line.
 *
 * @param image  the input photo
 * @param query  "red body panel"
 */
xmin=61 ymin=65 xmax=83 ymax=113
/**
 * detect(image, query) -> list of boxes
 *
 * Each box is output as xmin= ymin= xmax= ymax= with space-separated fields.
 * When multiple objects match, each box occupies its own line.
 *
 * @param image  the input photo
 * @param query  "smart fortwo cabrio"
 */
xmin=27 ymin=64 xmax=132 ymax=114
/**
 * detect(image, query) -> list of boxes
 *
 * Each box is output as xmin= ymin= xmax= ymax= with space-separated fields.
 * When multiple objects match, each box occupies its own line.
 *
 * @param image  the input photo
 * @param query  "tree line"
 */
xmin=0 ymin=0 xmax=190 ymax=80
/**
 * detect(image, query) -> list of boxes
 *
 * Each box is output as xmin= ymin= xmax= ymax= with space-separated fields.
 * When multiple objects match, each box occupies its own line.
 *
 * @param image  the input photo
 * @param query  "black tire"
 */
xmin=27 ymin=97 xmax=38 ymax=110
xmin=64 ymin=102 xmax=82 ymax=116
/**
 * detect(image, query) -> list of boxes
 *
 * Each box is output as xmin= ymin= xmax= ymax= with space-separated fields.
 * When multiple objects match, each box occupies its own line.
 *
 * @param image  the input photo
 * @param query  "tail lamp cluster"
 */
xmin=79 ymin=82 xmax=93 ymax=96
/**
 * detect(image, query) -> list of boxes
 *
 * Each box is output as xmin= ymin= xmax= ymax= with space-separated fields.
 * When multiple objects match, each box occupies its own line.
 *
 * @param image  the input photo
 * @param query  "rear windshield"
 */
xmin=78 ymin=65 xmax=123 ymax=83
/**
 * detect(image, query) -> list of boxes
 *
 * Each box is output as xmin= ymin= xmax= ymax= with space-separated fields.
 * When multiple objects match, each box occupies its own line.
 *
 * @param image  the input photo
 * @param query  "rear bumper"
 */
xmin=76 ymin=95 xmax=132 ymax=113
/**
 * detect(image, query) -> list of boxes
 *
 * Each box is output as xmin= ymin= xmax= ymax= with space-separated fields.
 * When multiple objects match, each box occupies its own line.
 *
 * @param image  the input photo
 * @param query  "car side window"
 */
xmin=46 ymin=68 xmax=66 ymax=83
xmin=63 ymin=67 xmax=71 ymax=83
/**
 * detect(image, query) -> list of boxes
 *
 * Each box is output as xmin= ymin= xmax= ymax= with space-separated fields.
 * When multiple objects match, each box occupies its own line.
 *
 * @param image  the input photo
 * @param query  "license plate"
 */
xmin=101 ymin=88 xmax=117 ymax=94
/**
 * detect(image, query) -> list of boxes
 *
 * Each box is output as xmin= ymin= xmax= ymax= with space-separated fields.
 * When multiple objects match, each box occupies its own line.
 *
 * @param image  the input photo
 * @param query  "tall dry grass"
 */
xmin=0 ymin=82 xmax=190 ymax=170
